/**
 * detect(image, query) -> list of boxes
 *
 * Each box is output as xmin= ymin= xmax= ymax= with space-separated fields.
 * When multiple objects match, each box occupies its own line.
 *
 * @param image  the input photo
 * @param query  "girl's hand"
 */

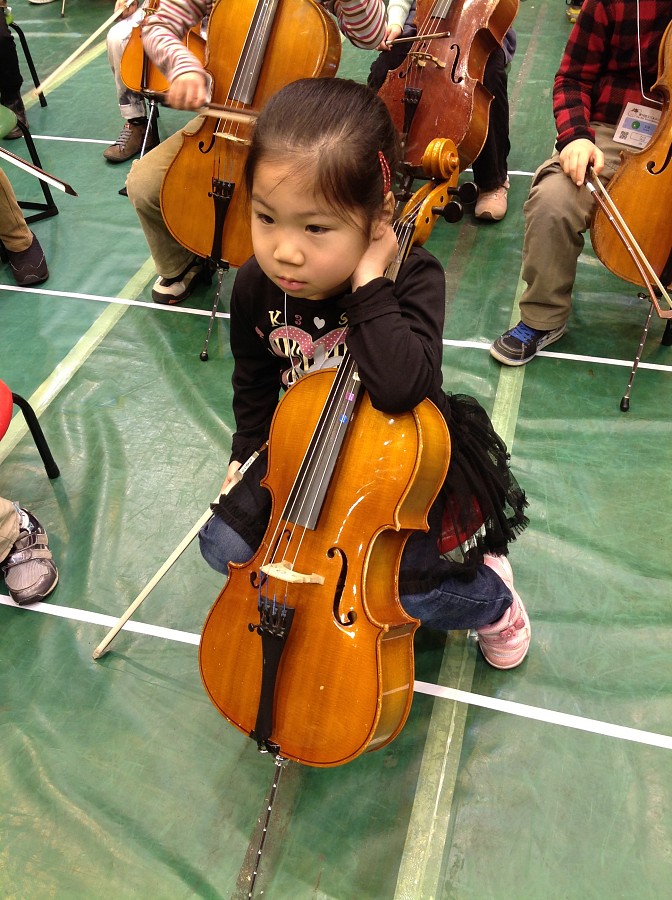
xmin=166 ymin=71 xmax=209 ymax=110
xmin=559 ymin=138 xmax=605 ymax=186
xmin=351 ymin=224 xmax=399 ymax=291
xmin=376 ymin=24 xmax=402 ymax=51
xmin=220 ymin=461 xmax=242 ymax=497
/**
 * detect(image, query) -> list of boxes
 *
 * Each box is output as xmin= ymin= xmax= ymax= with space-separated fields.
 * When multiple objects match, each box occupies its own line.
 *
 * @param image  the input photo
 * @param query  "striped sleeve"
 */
xmin=334 ymin=0 xmax=387 ymax=49
xmin=141 ymin=0 xmax=212 ymax=82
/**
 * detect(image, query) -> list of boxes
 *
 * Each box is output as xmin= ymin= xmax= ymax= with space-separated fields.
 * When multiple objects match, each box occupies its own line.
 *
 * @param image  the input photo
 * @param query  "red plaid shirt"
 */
xmin=553 ymin=0 xmax=671 ymax=150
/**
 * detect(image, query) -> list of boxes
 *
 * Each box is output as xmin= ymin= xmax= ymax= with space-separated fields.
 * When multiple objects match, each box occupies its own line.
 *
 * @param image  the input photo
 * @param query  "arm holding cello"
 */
xmin=141 ymin=0 xmax=212 ymax=109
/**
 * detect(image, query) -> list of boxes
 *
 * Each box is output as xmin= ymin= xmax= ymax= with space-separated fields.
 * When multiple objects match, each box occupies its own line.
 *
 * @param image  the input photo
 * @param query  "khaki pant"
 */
xmin=125 ymin=118 xmax=202 ymax=279
xmin=0 ymin=168 xmax=32 ymax=252
xmin=519 ymin=122 xmax=625 ymax=330
xmin=0 ymin=496 xmax=20 ymax=562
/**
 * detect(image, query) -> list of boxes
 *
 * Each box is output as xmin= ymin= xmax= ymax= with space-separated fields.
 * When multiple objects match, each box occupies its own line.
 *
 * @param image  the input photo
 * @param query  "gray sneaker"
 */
xmin=1 ymin=510 xmax=58 ymax=605
xmin=490 ymin=321 xmax=566 ymax=366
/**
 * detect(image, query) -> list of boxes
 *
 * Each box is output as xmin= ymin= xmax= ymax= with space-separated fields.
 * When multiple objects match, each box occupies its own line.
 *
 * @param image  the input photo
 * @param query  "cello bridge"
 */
xmin=214 ymin=131 xmax=252 ymax=146
xmin=260 ymin=560 xmax=325 ymax=585
xmin=409 ymin=51 xmax=446 ymax=69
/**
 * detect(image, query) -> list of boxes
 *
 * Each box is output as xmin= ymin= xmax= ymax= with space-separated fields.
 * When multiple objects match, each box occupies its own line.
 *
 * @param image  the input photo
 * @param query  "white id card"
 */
xmin=613 ymin=102 xmax=661 ymax=149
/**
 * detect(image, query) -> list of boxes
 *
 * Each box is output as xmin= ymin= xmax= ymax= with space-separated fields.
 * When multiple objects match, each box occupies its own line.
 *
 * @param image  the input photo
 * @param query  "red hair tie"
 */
xmin=378 ymin=151 xmax=391 ymax=197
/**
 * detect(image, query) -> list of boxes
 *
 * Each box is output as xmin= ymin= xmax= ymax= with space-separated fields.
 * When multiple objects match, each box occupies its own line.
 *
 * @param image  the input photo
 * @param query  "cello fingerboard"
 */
xmin=228 ymin=0 xmax=281 ymax=105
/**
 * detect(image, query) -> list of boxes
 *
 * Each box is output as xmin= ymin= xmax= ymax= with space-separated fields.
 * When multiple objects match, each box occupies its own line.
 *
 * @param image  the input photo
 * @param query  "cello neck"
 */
xmin=228 ymin=0 xmax=281 ymax=105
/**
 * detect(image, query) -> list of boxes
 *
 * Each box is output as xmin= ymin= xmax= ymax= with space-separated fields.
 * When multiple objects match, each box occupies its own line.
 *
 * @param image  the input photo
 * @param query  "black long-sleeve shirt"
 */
xmin=228 ymin=245 xmax=447 ymax=465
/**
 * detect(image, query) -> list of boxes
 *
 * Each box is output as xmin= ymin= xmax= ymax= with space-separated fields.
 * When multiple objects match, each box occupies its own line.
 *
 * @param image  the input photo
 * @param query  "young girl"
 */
xmin=198 ymin=77 xmax=531 ymax=670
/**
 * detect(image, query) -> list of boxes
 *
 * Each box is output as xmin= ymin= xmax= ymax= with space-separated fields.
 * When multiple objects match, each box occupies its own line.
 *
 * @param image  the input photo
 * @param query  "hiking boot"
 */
xmin=2 ymin=95 xmax=28 ymax=140
xmin=490 ymin=320 xmax=566 ymax=366
xmin=103 ymin=119 xmax=156 ymax=163
xmin=477 ymin=554 xmax=530 ymax=669
xmin=152 ymin=257 xmax=203 ymax=305
xmin=6 ymin=233 xmax=49 ymax=286
xmin=474 ymin=179 xmax=509 ymax=221
xmin=1 ymin=509 xmax=58 ymax=605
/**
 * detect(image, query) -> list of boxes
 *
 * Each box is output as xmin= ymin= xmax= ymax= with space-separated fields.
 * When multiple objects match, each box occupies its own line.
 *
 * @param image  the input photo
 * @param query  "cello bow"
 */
xmin=31 ymin=0 xmax=137 ymax=99
xmin=0 ymin=146 xmax=77 ymax=196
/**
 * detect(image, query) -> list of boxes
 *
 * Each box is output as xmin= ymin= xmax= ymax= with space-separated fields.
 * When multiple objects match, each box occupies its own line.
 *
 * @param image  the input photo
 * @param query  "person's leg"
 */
xmin=0 ymin=168 xmax=32 ymax=251
xmin=104 ymin=9 xmax=154 ymax=162
xmin=198 ymin=514 xmax=254 ymax=575
xmin=0 ymin=168 xmax=48 ymax=285
xmin=490 ymin=124 xmax=622 ymax=365
xmin=472 ymin=47 xmax=510 ymax=192
xmin=0 ymin=496 xmax=20 ymax=562
xmin=125 ymin=126 xmax=198 ymax=283
xmin=0 ymin=15 xmax=27 ymax=139
xmin=400 ymin=561 xmax=512 ymax=631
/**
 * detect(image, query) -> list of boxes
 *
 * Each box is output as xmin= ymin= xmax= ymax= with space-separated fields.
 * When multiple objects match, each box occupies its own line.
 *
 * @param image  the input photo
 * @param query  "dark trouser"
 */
xmin=472 ymin=47 xmax=510 ymax=192
xmin=0 ymin=15 xmax=23 ymax=102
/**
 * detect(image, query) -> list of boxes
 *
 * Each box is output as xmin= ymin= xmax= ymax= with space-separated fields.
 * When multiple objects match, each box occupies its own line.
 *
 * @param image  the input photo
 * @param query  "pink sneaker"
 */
xmin=474 ymin=180 xmax=510 ymax=221
xmin=477 ymin=554 xmax=531 ymax=669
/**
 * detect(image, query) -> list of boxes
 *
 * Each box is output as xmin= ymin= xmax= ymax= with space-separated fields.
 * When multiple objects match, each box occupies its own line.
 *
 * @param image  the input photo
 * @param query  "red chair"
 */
xmin=0 ymin=379 xmax=60 ymax=478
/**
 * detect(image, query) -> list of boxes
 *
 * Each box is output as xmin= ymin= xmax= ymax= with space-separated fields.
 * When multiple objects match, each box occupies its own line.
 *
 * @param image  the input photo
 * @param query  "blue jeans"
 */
xmin=198 ymin=515 xmax=513 ymax=633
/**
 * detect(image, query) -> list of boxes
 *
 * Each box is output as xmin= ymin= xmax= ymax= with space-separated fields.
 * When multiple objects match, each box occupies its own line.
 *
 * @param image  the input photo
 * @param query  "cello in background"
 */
xmin=588 ymin=20 xmax=672 ymax=409
xmin=378 ymin=0 xmax=518 ymax=171
xmin=590 ymin=20 xmax=672 ymax=290
xmin=119 ymin=0 xmax=206 ymax=96
xmin=159 ymin=0 xmax=341 ymax=270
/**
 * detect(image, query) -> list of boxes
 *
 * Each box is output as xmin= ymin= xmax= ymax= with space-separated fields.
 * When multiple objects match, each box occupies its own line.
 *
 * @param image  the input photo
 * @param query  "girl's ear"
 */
xmin=371 ymin=190 xmax=396 ymax=239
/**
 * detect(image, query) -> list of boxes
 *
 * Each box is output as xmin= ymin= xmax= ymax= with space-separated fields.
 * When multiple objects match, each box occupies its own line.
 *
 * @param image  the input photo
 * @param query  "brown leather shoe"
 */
xmin=103 ymin=120 xmax=156 ymax=163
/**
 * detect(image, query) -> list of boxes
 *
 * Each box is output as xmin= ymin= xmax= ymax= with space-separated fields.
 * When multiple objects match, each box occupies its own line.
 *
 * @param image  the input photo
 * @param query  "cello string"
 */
xmin=280 ymin=207 xmax=421 ymax=571
xmin=587 ymin=171 xmax=672 ymax=308
xmin=212 ymin=0 xmax=274 ymax=181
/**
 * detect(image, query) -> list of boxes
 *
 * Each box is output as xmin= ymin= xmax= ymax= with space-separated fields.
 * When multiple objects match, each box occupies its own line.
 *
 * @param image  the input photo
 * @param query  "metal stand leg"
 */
xmin=200 ymin=264 xmax=229 ymax=361
xmin=119 ymin=101 xmax=160 ymax=196
xmin=15 ymin=120 xmax=59 ymax=223
xmin=8 ymin=23 xmax=48 ymax=108
xmin=620 ymin=295 xmax=654 ymax=412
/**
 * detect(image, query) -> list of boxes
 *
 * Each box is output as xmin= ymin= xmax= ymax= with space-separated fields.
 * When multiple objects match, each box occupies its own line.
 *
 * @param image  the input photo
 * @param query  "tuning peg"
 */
xmin=433 ymin=201 xmax=463 ymax=224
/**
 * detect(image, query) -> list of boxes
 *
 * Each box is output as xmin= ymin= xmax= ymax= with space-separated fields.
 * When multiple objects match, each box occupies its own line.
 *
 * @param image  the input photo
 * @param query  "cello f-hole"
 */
xmin=646 ymin=143 xmax=672 ymax=175
xmin=327 ymin=547 xmax=356 ymax=627
xmin=449 ymin=43 xmax=463 ymax=84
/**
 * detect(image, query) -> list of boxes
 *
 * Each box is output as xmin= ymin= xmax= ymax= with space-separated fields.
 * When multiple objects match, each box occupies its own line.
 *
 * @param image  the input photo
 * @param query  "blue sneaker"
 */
xmin=490 ymin=321 xmax=566 ymax=366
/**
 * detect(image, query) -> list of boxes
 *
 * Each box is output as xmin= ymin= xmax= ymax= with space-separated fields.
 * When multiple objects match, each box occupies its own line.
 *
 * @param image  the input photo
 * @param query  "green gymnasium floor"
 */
xmin=2 ymin=1 xmax=672 ymax=897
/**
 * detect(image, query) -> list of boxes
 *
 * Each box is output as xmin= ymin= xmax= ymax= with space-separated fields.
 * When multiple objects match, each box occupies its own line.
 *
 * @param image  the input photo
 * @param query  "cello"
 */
xmin=378 ymin=0 xmax=518 ymax=171
xmin=158 ymin=0 xmax=341 ymax=270
xmin=588 ymin=20 xmax=672 ymax=409
xmin=119 ymin=0 xmax=206 ymax=97
xmin=590 ymin=20 xmax=672 ymax=290
xmin=198 ymin=171 xmax=457 ymax=768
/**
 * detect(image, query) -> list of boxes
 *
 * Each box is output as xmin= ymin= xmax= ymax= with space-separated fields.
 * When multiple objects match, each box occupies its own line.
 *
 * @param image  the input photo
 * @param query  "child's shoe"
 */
xmin=0 ymin=509 xmax=58 ymax=605
xmin=477 ymin=554 xmax=530 ymax=669
xmin=474 ymin=179 xmax=509 ymax=221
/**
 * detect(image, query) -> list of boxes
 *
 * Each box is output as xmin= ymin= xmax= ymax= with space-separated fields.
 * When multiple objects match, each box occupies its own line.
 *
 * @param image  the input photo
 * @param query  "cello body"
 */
xmin=590 ymin=20 xmax=672 ymax=288
xmin=379 ymin=0 xmax=518 ymax=170
xmin=199 ymin=368 xmax=450 ymax=768
xmin=159 ymin=0 xmax=341 ymax=268
xmin=120 ymin=21 xmax=206 ymax=95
